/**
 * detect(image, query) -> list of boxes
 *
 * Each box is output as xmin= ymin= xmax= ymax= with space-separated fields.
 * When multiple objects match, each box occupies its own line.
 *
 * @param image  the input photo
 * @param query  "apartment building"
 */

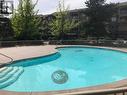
xmin=41 ymin=2 xmax=127 ymax=40
xmin=117 ymin=2 xmax=127 ymax=39
xmin=40 ymin=9 xmax=86 ymax=39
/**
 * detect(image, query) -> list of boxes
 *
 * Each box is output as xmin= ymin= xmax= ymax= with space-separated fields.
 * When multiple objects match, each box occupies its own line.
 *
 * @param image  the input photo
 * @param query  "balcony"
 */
xmin=119 ymin=10 xmax=127 ymax=16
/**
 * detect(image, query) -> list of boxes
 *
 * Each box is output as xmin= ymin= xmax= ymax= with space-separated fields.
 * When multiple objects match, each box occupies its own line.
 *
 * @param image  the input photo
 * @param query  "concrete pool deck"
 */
xmin=1 ymin=45 xmax=127 ymax=95
xmin=0 ymin=45 xmax=57 ymax=64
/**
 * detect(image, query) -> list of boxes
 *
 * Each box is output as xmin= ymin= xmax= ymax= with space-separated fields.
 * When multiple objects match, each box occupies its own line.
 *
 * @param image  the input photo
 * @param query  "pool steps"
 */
xmin=0 ymin=67 xmax=19 ymax=83
xmin=0 ymin=67 xmax=8 ymax=73
xmin=0 ymin=66 xmax=24 ymax=89
xmin=0 ymin=67 xmax=13 ymax=78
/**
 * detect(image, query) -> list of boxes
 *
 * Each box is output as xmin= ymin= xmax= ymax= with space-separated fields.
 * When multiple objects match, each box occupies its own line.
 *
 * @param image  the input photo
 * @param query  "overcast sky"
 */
xmin=13 ymin=0 xmax=127 ymax=15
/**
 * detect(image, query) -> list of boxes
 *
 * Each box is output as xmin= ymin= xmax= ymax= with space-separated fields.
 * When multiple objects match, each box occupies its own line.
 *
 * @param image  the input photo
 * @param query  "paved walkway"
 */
xmin=0 ymin=45 xmax=57 ymax=64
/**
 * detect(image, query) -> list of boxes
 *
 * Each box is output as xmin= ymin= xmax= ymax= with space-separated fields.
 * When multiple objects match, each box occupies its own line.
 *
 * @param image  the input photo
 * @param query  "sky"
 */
xmin=13 ymin=0 xmax=127 ymax=15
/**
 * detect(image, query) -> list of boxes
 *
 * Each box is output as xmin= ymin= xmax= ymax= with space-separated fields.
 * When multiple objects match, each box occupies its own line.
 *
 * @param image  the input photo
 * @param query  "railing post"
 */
xmin=123 ymin=92 xmax=125 ymax=95
xmin=0 ymin=41 xmax=2 ymax=47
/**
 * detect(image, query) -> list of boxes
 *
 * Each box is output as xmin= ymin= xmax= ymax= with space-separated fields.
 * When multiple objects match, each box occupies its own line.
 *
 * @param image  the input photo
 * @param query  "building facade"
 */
xmin=40 ymin=9 xmax=86 ymax=40
xmin=117 ymin=2 xmax=127 ymax=39
xmin=40 ymin=2 xmax=127 ymax=40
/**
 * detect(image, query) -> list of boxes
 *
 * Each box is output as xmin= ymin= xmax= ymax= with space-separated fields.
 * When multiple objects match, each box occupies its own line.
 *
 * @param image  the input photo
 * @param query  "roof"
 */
xmin=118 ymin=2 xmax=127 ymax=7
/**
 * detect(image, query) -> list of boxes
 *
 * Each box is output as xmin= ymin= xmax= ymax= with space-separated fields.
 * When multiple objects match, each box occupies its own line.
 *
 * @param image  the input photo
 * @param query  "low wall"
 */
xmin=49 ymin=40 xmax=127 ymax=47
xmin=1 ymin=40 xmax=127 ymax=48
xmin=0 ymin=40 xmax=44 ymax=47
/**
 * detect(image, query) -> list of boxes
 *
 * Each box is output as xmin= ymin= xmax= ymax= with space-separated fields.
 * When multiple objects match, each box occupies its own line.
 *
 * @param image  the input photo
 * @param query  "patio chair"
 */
xmin=113 ymin=39 xmax=127 ymax=47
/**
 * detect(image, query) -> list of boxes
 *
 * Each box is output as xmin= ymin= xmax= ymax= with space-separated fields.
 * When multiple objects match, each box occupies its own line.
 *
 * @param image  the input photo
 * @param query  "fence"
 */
xmin=0 ymin=40 xmax=44 ymax=47
xmin=49 ymin=40 xmax=127 ymax=47
xmin=0 ymin=40 xmax=127 ymax=47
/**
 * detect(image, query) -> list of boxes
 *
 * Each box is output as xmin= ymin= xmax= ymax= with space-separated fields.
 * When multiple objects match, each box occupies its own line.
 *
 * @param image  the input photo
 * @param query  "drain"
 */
xmin=51 ymin=70 xmax=68 ymax=84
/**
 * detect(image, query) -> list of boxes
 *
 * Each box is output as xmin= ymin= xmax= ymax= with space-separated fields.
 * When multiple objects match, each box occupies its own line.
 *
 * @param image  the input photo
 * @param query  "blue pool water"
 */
xmin=2 ymin=46 xmax=127 ymax=92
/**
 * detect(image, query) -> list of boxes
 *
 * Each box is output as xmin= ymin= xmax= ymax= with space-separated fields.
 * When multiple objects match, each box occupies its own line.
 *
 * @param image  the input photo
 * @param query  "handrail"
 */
xmin=56 ymin=40 xmax=63 ymax=47
xmin=0 ymin=53 xmax=13 ymax=65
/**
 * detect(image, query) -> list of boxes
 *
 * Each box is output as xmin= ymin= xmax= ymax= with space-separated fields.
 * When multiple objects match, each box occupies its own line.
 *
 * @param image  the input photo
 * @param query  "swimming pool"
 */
xmin=2 ymin=46 xmax=127 ymax=92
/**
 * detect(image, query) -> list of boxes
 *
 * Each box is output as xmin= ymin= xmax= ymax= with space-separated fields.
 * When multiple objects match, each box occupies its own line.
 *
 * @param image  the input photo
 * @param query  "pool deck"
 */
xmin=1 ymin=45 xmax=127 ymax=95
xmin=0 ymin=45 xmax=57 ymax=64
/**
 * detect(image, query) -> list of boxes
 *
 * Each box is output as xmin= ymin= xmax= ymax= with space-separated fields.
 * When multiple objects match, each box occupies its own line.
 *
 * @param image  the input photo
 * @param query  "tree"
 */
xmin=50 ymin=0 xmax=78 ymax=40
xmin=84 ymin=0 xmax=117 ymax=39
xmin=40 ymin=18 xmax=52 ymax=40
xmin=11 ymin=0 xmax=41 ymax=40
xmin=0 ymin=18 xmax=14 ymax=40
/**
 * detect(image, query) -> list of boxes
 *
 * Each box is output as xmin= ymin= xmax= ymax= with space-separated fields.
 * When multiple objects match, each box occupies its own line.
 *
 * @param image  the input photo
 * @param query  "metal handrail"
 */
xmin=0 ymin=53 xmax=13 ymax=65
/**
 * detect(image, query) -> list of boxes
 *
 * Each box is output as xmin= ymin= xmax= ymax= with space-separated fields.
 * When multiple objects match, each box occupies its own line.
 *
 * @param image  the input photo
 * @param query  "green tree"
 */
xmin=40 ymin=18 xmax=52 ymax=40
xmin=50 ymin=0 xmax=78 ymax=40
xmin=84 ymin=0 xmax=117 ymax=39
xmin=0 ymin=18 xmax=14 ymax=41
xmin=11 ymin=0 xmax=41 ymax=40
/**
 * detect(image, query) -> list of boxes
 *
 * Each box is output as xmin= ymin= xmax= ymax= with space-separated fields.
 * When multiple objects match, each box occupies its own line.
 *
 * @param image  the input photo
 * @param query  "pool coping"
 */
xmin=1 ymin=45 xmax=127 ymax=95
